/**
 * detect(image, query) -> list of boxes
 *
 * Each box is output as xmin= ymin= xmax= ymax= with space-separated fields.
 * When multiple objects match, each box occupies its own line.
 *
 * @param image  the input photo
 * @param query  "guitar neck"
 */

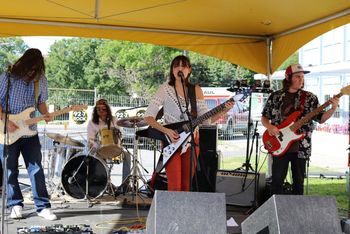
xmin=290 ymin=92 xmax=342 ymax=131
xmin=25 ymin=107 xmax=74 ymax=125
xmin=189 ymin=98 xmax=231 ymax=127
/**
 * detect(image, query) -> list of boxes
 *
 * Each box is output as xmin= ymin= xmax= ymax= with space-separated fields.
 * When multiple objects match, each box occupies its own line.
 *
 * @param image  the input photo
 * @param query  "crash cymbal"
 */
xmin=117 ymin=116 xmax=148 ymax=128
xmin=46 ymin=133 xmax=84 ymax=147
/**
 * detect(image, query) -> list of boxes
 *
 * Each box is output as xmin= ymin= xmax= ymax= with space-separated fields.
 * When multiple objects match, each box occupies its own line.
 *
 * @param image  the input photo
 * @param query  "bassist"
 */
xmin=261 ymin=64 xmax=339 ymax=195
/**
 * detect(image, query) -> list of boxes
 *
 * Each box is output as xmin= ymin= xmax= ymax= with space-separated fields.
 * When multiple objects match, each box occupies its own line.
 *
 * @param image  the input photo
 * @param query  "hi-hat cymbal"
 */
xmin=46 ymin=133 xmax=84 ymax=147
xmin=117 ymin=116 xmax=148 ymax=128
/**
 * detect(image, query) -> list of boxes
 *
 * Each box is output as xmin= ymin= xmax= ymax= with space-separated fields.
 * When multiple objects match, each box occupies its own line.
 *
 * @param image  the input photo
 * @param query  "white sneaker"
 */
xmin=10 ymin=205 xmax=23 ymax=219
xmin=37 ymin=208 xmax=57 ymax=220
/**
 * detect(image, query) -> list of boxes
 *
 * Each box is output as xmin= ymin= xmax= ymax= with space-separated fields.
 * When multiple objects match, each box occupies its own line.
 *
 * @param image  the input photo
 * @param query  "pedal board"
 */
xmin=17 ymin=224 xmax=93 ymax=234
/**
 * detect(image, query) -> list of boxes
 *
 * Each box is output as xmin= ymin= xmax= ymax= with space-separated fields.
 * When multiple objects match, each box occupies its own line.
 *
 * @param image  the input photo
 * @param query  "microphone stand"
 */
xmin=179 ymin=75 xmax=198 ymax=192
xmin=1 ymin=71 xmax=11 ymax=234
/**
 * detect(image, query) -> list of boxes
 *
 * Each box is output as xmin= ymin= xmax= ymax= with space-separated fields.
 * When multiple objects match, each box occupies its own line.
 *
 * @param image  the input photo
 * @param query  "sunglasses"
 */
xmin=96 ymin=107 xmax=107 ymax=112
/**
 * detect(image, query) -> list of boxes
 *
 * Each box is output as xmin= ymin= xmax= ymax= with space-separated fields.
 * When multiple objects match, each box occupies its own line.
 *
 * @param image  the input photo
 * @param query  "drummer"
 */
xmin=87 ymin=99 xmax=131 ymax=193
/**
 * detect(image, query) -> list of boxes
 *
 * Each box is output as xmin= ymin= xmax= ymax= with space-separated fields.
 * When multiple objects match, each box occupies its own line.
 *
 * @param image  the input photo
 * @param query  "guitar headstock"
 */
xmin=341 ymin=85 xmax=350 ymax=95
xmin=68 ymin=105 xmax=88 ymax=112
xmin=232 ymin=88 xmax=251 ymax=102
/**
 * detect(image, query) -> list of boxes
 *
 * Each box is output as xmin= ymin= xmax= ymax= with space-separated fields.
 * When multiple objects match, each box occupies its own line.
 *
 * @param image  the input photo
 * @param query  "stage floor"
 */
xmin=0 ymin=190 xmax=249 ymax=234
xmin=0 ymin=148 xmax=252 ymax=233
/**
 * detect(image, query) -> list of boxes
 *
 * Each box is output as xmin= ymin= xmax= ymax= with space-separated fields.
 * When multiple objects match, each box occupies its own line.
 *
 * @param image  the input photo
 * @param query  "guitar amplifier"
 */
xmin=193 ymin=125 xmax=218 ymax=192
xmin=215 ymin=170 xmax=266 ymax=206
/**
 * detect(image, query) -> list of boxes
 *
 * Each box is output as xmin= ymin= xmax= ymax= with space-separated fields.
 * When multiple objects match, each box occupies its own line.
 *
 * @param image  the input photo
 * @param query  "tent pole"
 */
xmin=266 ymin=37 xmax=273 ymax=178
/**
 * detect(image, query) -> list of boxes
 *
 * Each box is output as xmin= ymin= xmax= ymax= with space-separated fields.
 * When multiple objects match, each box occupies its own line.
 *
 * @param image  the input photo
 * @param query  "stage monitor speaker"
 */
xmin=215 ymin=170 xmax=266 ymax=206
xmin=193 ymin=125 xmax=218 ymax=192
xmin=241 ymin=195 xmax=342 ymax=234
xmin=146 ymin=191 xmax=227 ymax=234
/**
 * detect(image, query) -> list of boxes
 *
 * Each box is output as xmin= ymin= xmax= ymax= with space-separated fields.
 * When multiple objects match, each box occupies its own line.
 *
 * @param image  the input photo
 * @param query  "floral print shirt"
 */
xmin=262 ymin=89 xmax=324 ymax=159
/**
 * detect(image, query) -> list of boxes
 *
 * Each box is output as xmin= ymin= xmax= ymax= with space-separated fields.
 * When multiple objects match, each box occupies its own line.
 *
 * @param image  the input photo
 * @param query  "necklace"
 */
xmin=174 ymin=86 xmax=187 ymax=120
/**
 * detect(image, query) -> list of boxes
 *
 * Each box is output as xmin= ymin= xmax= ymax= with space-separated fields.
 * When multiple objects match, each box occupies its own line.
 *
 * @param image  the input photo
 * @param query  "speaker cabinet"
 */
xmin=215 ymin=170 xmax=266 ymax=206
xmin=242 ymin=195 xmax=342 ymax=234
xmin=193 ymin=125 xmax=218 ymax=192
xmin=146 ymin=191 xmax=227 ymax=234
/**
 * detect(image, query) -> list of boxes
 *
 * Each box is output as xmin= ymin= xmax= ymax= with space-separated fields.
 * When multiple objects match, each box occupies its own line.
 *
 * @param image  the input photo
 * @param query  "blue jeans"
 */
xmin=0 ymin=135 xmax=51 ymax=212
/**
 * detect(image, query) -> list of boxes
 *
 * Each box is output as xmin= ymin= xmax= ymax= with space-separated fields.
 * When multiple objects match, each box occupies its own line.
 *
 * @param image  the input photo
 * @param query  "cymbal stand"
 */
xmin=121 ymin=125 xmax=150 ymax=202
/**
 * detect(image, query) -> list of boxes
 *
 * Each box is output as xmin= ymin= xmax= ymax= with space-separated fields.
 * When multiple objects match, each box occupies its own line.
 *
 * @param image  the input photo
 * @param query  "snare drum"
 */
xmin=61 ymin=153 xmax=108 ymax=199
xmin=97 ymin=127 xmax=122 ymax=159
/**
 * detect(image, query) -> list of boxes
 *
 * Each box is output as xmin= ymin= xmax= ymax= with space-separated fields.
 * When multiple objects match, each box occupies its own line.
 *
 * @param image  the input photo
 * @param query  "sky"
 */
xmin=22 ymin=36 xmax=68 ymax=55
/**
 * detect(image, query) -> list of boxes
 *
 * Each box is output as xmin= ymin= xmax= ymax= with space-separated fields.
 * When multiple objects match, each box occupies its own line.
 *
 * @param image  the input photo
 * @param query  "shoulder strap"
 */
xmin=187 ymin=83 xmax=197 ymax=118
xmin=34 ymin=80 xmax=40 ymax=107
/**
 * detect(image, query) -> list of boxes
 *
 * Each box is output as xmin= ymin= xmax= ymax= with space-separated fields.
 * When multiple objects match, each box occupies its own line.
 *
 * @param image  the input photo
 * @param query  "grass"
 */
xmin=307 ymin=178 xmax=348 ymax=217
xmin=220 ymin=153 xmax=341 ymax=175
xmin=221 ymin=154 xmax=349 ymax=218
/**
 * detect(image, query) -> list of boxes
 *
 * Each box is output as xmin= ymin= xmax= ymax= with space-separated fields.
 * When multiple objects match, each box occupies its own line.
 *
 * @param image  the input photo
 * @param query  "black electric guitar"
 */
xmin=137 ymin=90 xmax=249 ymax=171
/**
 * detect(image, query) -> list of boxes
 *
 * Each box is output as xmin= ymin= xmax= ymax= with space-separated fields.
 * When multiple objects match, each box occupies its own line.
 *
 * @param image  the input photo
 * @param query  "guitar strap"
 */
xmin=187 ymin=83 xmax=197 ymax=118
xmin=34 ymin=80 xmax=40 ymax=107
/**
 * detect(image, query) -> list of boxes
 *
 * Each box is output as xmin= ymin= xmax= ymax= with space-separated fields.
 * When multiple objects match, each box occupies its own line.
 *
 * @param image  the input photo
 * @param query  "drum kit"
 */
xmin=45 ymin=116 xmax=150 ymax=203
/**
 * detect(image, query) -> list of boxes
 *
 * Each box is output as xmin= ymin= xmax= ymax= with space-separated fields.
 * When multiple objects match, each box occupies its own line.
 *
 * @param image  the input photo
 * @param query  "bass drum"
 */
xmin=61 ymin=153 xmax=108 ymax=199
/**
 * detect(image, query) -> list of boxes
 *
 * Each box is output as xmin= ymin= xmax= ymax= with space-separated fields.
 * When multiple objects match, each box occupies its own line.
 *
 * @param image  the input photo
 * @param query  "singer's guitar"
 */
xmin=137 ymin=90 xmax=249 ymax=172
xmin=262 ymin=85 xmax=350 ymax=157
xmin=0 ymin=105 xmax=87 ymax=145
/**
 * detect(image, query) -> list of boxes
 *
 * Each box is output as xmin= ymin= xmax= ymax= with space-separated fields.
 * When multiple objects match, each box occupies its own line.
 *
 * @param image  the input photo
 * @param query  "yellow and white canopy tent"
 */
xmin=0 ymin=0 xmax=349 ymax=75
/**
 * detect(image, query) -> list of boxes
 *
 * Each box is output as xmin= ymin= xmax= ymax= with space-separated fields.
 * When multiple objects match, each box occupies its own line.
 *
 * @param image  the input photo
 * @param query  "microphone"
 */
xmin=177 ymin=71 xmax=184 ymax=79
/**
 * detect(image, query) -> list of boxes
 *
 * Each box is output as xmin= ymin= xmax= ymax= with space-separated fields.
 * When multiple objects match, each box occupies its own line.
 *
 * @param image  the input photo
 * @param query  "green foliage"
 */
xmin=189 ymin=52 xmax=255 ymax=87
xmin=0 ymin=38 xmax=28 ymax=73
xmin=0 ymin=37 xmax=255 ymax=97
xmin=96 ymin=40 xmax=180 ymax=96
xmin=46 ymin=38 xmax=104 ymax=90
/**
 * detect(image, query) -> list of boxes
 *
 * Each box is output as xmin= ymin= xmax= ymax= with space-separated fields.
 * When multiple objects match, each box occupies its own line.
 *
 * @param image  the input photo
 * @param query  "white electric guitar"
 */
xmin=0 ymin=105 xmax=87 ymax=145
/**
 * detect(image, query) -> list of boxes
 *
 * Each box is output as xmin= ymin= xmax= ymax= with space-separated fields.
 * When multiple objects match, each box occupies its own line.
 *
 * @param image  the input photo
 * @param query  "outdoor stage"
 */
xmin=0 ymin=157 xmax=251 ymax=234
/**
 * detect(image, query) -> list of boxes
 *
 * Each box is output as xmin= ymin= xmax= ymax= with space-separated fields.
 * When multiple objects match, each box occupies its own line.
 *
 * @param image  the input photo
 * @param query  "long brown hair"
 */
xmin=168 ymin=55 xmax=192 ymax=86
xmin=9 ymin=48 xmax=45 ymax=81
xmin=92 ymin=99 xmax=113 ymax=128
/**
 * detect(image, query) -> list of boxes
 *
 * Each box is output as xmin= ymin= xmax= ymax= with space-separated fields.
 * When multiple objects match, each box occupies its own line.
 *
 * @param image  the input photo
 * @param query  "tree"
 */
xmin=97 ymin=40 xmax=180 ymax=96
xmin=0 ymin=38 xmax=28 ymax=73
xmin=188 ymin=52 xmax=255 ymax=87
xmin=46 ymin=38 xmax=105 ymax=89
xmin=45 ymin=37 xmax=255 ymax=97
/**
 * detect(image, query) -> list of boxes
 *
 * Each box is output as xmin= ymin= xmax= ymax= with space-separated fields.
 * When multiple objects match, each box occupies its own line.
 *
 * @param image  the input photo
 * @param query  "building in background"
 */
xmin=272 ymin=23 xmax=350 ymax=134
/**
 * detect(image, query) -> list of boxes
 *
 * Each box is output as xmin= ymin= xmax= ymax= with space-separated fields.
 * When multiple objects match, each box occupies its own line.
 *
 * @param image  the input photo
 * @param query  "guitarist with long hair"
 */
xmin=144 ymin=55 xmax=234 ymax=191
xmin=0 ymin=49 xmax=57 ymax=220
xmin=261 ymin=64 xmax=339 ymax=195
